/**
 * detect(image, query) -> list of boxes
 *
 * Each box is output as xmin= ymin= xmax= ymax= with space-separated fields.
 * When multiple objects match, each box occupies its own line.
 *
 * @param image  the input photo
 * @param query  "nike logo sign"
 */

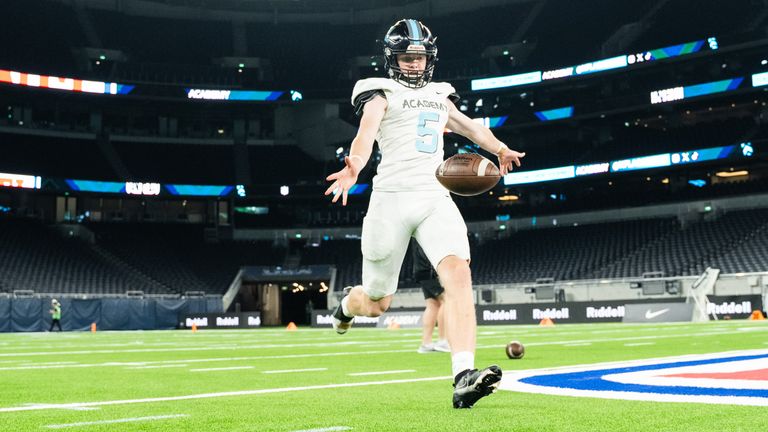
xmin=645 ymin=308 xmax=670 ymax=319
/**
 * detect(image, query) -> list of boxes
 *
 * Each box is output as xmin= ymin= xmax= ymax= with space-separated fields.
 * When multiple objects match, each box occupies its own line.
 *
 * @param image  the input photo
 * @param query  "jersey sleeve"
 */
xmin=353 ymin=89 xmax=385 ymax=116
xmin=350 ymin=78 xmax=401 ymax=116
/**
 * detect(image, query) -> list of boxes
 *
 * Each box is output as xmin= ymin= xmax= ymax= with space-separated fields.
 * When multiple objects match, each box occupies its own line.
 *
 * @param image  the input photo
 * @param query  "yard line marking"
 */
xmin=0 ymin=328 xmax=762 ymax=373
xmin=624 ymin=342 xmax=655 ymax=347
xmin=291 ymin=427 xmax=352 ymax=432
xmin=563 ymin=343 xmax=592 ymax=347
xmin=348 ymin=370 xmax=415 ymax=376
xmin=0 ymin=376 xmax=452 ymax=413
xmin=262 ymin=368 xmax=327 ymax=374
xmin=44 ymin=414 xmax=189 ymax=429
xmin=0 ymin=340 xmax=403 ymax=358
xmin=24 ymin=404 xmax=98 ymax=411
xmin=127 ymin=364 xmax=189 ymax=370
xmin=190 ymin=366 xmax=254 ymax=372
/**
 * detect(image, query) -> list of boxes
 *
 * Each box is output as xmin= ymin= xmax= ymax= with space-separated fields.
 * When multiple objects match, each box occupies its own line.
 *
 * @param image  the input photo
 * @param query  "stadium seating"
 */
xmin=88 ymin=223 xmax=284 ymax=295
xmin=0 ymin=217 xmax=154 ymax=294
xmin=0 ymin=131 xmax=117 ymax=180
xmin=112 ymin=141 xmax=236 ymax=184
xmin=2 ymin=204 xmax=767 ymax=297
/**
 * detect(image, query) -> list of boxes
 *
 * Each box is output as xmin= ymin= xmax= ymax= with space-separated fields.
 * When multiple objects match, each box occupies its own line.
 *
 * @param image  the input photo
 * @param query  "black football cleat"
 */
xmin=452 ymin=365 xmax=502 ymax=409
xmin=331 ymin=286 xmax=356 ymax=334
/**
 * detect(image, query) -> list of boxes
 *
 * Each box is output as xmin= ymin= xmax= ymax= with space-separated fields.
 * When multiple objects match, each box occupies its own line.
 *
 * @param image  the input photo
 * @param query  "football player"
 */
xmin=325 ymin=18 xmax=524 ymax=408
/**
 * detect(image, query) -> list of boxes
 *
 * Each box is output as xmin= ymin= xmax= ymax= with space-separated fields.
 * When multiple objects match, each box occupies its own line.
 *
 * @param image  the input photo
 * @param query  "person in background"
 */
xmin=413 ymin=241 xmax=450 ymax=353
xmin=49 ymin=299 xmax=62 ymax=332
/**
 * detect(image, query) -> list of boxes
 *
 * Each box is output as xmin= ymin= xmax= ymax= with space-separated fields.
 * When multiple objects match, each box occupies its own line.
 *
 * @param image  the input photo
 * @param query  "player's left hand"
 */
xmin=498 ymin=148 xmax=526 ymax=176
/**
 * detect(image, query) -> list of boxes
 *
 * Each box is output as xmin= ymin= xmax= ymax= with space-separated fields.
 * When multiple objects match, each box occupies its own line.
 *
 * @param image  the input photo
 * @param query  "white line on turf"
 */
xmin=0 ymin=340 xmax=406 ymax=357
xmin=190 ymin=366 xmax=254 ymax=372
xmin=24 ymin=404 xmax=98 ymax=411
xmin=44 ymin=414 xmax=189 ymax=429
xmin=1 ymin=328 xmax=761 ymax=373
xmin=262 ymin=368 xmax=327 ymax=374
xmin=563 ymin=343 xmax=592 ymax=347
xmin=291 ymin=427 xmax=352 ymax=432
xmin=348 ymin=370 xmax=415 ymax=376
xmin=624 ymin=342 xmax=655 ymax=347
xmin=127 ymin=364 xmax=189 ymax=370
xmin=0 ymin=376 xmax=452 ymax=412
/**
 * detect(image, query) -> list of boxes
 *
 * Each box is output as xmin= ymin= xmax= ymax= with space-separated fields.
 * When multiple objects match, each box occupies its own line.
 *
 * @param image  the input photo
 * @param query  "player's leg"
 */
xmin=438 ymin=255 xmax=501 ymax=408
xmin=436 ymin=256 xmax=475 ymax=359
xmin=332 ymin=192 xmax=410 ymax=333
xmin=344 ymin=287 xmax=393 ymax=317
xmin=418 ymin=297 xmax=440 ymax=352
xmin=415 ymin=194 xmax=501 ymax=408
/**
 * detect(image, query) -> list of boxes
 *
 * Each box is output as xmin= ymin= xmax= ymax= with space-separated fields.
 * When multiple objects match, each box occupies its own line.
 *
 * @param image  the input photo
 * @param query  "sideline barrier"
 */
xmin=312 ymin=295 xmax=763 ymax=328
xmin=0 ymin=297 xmax=221 ymax=332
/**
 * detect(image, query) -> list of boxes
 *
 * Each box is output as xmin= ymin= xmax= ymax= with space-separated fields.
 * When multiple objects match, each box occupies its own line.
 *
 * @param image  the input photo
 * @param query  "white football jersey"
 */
xmin=351 ymin=78 xmax=456 ymax=192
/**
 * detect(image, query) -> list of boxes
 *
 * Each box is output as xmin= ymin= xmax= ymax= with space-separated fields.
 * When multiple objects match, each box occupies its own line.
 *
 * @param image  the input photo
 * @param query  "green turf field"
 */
xmin=0 ymin=320 xmax=767 ymax=431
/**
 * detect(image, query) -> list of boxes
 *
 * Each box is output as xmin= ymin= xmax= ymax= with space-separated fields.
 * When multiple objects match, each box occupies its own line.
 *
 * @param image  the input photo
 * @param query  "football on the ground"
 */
xmin=435 ymin=153 xmax=501 ymax=196
xmin=506 ymin=341 xmax=525 ymax=359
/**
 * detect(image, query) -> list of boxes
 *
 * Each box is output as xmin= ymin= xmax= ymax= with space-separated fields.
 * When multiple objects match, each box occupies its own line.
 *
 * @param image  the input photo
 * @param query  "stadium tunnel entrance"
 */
xmin=231 ymin=265 xmax=334 ymax=326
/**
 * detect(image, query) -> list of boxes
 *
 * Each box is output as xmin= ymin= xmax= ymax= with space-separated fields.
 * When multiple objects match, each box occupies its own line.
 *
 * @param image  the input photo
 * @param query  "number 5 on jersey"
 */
xmin=415 ymin=111 xmax=440 ymax=153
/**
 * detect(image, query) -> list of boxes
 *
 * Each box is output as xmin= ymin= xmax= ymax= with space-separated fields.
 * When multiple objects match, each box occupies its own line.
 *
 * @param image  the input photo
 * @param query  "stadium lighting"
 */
xmin=715 ymin=170 xmax=748 ymax=178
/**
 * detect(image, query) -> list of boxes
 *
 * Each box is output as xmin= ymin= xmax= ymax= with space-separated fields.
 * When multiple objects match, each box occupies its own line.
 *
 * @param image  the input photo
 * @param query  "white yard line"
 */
xmin=563 ymin=343 xmax=592 ymax=347
xmin=348 ymin=370 xmax=415 ymax=376
xmin=190 ymin=366 xmax=254 ymax=372
xmin=0 ymin=376 xmax=452 ymax=413
xmin=0 ymin=328 xmax=763 ymax=373
xmin=0 ymin=340 xmax=405 ymax=358
xmin=262 ymin=368 xmax=327 ymax=374
xmin=127 ymin=364 xmax=189 ymax=370
xmin=624 ymin=342 xmax=655 ymax=347
xmin=44 ymin=414 xmax=189 ymax=429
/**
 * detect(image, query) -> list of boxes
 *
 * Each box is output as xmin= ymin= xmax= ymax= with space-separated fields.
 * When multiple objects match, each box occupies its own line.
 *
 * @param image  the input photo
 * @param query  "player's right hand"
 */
xmin=324 ymin=156 xmax=362 ymax=206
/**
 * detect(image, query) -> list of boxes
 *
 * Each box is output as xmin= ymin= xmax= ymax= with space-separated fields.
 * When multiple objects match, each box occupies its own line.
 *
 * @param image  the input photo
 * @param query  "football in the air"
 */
xmin=506 ymin=340 xmax=525 ymax=359
xmin=435 ymin=153 xmax=501 ymax=196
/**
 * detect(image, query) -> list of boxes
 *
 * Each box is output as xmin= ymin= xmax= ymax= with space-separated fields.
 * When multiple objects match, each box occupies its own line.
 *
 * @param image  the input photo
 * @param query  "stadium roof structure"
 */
xmin=53 ymin=0 xmax=534 ymax=22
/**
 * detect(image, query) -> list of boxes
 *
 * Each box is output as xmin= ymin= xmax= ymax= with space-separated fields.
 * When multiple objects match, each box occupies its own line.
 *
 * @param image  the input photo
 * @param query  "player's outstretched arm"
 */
xmin=446 ymin=103 xmax=525 ymax=175
xmin=324 ymin=95 xmax=387 ymax=205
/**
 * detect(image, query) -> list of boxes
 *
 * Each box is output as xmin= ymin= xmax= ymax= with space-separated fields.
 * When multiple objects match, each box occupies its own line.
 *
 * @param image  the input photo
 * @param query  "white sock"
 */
xmin=340 ymin=296 xmax=353 ymax=318
xmin=451 ymin=351 xmax=475 ymax=378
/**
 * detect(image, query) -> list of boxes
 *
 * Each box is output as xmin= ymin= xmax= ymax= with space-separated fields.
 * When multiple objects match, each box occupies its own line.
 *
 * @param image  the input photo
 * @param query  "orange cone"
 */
xmin=539 ymin=317 xmax=555 ymax=327
xmin=286 ymin=322 xmax=298 ymax=331
xmin=90 ymin=322 xmax=96 ymax=333
xmin=749 ymin=310 xmax=766 ymax=320
xmin=191 ymin=323 xmax=198 ymax=333
xmin=387 ymin=321 xmax=400 ymax=330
